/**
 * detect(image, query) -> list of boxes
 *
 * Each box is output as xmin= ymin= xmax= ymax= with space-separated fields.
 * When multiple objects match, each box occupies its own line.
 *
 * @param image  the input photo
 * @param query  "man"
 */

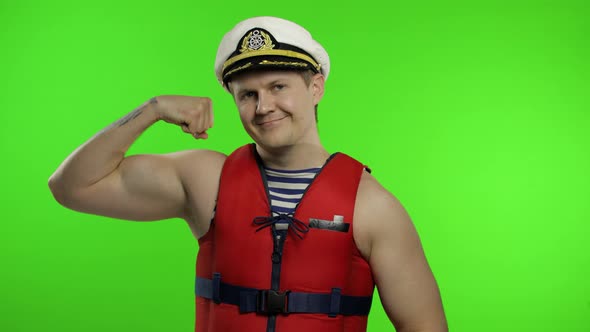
xmin=49 ymin=16 xmax=447 ymax=332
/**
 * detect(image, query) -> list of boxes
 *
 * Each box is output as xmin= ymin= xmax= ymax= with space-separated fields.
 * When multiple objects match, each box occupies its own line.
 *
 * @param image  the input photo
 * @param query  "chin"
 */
xmin=254 ymin=136 xmax=296 ymax=152
xmin=257 ymin=140 xmax=289 ymax=151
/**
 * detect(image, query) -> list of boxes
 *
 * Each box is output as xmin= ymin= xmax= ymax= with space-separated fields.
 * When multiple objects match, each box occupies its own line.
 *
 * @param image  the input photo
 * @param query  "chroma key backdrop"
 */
xmin=1 ymin=1 xmax=588 ymax=331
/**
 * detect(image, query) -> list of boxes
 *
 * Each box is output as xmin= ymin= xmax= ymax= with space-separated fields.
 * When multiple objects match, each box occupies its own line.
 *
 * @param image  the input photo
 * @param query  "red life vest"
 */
xmin=195 ymin=144 xmax=375 ymax=332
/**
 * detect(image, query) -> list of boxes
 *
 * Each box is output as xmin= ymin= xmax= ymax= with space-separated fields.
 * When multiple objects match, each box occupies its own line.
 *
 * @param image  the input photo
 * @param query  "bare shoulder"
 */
xmin=354 ymin=172 xmax=448 ymax=331
xmin=353 ymin=170 xmax=413 ymax=261
xmin=169 ymin=149 xmax=227 ymax=239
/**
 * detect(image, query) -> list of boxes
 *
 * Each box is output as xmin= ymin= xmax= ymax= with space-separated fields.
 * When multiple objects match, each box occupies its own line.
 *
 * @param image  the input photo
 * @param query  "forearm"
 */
xmin=49 ymin=98 xmax=160 ymax=196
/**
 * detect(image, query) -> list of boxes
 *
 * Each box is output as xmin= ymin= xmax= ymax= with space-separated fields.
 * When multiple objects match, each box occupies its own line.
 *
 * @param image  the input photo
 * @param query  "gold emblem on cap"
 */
xmin=240 ymin=30 xmax=275 ymax=53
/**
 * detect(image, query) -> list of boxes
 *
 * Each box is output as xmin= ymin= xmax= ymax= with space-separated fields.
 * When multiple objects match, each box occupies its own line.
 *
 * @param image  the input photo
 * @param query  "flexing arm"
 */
xmin=48 ymin=95 xmax=222 ymax=222
xmin=355 ymin=173 xmax=448 ymax=332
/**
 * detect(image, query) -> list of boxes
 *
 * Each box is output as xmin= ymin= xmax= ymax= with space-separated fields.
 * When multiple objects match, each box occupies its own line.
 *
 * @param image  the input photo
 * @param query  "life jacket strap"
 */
xmin=195 ymin=276 xmax=372 ymax=316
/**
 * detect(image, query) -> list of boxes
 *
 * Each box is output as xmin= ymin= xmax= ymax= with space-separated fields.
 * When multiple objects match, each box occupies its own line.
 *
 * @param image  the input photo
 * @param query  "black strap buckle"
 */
xmin=257 ymin=290 xmax=289 ymax=314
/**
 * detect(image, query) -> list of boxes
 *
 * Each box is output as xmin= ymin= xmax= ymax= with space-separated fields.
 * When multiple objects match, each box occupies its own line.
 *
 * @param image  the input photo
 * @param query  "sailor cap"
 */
xmin=214 ymin=16 xmax=330 ymax=90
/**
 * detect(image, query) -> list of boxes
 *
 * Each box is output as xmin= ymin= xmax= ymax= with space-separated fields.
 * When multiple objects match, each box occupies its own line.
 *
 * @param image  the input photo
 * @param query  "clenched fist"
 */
xmin=152 ymin=95 xmax=214 ymax=139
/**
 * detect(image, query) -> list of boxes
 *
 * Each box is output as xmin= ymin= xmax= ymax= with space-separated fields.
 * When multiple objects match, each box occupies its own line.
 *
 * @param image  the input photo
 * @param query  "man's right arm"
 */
xmin=48 ymin=96 xmax=222 ymax=223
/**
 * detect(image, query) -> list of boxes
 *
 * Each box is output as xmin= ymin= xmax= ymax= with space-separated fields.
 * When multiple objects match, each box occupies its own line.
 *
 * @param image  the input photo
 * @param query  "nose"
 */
xmin=256 ymin=91 xmax=275 ymax=115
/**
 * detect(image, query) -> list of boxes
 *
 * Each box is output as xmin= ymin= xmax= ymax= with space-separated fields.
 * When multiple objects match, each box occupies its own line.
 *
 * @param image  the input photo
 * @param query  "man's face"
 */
xmin=229 ymin=70 xmax=324 ymax=151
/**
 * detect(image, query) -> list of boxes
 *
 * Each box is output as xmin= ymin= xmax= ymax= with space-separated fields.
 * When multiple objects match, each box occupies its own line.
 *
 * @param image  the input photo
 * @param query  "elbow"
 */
xmin=48 ymin=174 xmax=71 ymax=207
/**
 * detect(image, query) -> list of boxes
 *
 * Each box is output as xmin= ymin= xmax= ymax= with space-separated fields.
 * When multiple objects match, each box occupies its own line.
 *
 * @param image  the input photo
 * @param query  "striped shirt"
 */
xmin=265 ymin=166 xmax=321 ymax=217
xmin=210 ymin=166 xmax=321 ymax=224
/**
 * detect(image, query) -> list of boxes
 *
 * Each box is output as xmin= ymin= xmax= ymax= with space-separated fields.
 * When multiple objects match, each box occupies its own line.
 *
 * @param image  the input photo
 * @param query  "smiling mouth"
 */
xmin=257 ymin=116 xmax=287 ymax=126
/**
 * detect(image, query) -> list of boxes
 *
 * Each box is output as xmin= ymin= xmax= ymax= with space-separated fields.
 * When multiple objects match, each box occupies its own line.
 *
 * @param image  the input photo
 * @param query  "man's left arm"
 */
xmin=355 ymin=174 xmax=448 ymax=332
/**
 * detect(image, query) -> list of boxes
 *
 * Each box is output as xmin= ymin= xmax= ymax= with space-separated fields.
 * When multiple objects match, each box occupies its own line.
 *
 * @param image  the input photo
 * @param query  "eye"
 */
xmin=240 ymin=91 xmax=256 ymax=100
xmin=273 ymin=84 xmax=285 ymax=91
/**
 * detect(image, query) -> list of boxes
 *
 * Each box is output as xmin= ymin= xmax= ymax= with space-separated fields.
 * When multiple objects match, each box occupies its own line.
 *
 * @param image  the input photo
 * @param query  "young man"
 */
xmin=49 ymin=16 xmax=448 ymax=332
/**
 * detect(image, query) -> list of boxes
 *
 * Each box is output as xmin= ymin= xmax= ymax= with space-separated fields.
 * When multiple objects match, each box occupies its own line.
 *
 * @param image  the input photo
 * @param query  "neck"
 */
xmin=256 ymin=142 xmax=331 ymax=170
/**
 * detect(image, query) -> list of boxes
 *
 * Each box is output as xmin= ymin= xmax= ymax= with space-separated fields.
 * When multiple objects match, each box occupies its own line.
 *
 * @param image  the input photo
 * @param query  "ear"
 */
xmin=311 ymin=73 xmax=325 ymax=105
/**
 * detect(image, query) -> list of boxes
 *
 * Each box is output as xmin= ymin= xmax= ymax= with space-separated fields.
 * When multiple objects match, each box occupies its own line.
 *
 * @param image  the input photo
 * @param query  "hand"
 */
xmin=152 ymin=95 xmax=214 ymax=139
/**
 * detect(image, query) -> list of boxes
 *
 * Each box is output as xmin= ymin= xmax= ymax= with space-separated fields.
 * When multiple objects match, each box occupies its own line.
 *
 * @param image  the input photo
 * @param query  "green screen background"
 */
xmin=1 ymin=1 xmax=588 ymax=331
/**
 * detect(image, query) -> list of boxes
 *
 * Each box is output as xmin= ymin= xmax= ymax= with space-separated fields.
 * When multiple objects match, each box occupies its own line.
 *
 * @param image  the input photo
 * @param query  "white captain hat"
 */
xmin=214 ymin=16 xmax=330 ymax=90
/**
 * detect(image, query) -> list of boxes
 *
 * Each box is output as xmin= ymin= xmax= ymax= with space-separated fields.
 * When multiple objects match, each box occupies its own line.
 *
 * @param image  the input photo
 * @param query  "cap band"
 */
xmin=222 ymin=49 xmax=321 ymax=76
